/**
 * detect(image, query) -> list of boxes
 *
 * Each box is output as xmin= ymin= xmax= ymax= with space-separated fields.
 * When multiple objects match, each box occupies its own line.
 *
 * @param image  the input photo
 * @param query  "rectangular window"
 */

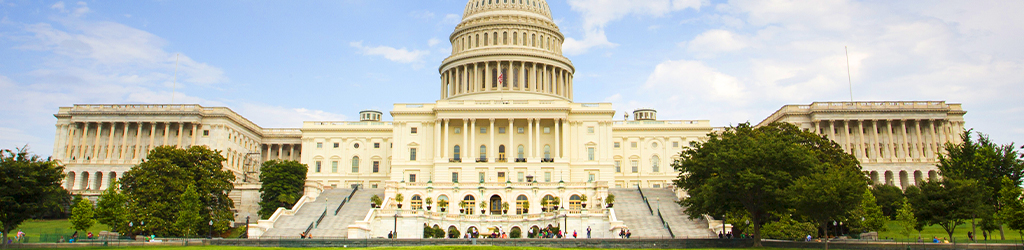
xmin=543 ymin=127 xmax=550 ymax=134
xmin=518 ymin=127 xmax=524 ymax=133
xmin=371 ymin=183 xmax=378 ymax=188
xmin=316 ymin=142 xmax=323 ymax=149
xmin=587 ymin=147 xmax=595 ymax=161
xmin=479 ymin=172 xmax=485 ymax=182
xmin=480 ymin=127 xmax=487 ymax=134
xmin=374 ymin=142 xmax=380 ymax=148
xmin=631 ymin=142 xmax=637 ymax=148
xmin=203 ymin=130 xmax=209 ymax=136
xmin=332 ymin=161 xmax=338 ymax=173
xmin=410 ymin=148 xmax=417 ymax=161
xmin=411 ymin=127 xmax=418 ymax=134
xmin=588 ymin=173 xmax=595 ymax=182
xmin=614 ymin=142 xmax=620 ymax=148
xmin=673 ymin=141 xmax=679 ymax=148
xmin=352 ymin=161 xmax=359 ymax=173
xmin=587 ymin=126 xmax=595 ymax=134
xmin=333 ymin=142 xmax=339 ymax=148
xmin=631 ymin=160 xmax=638 ymax=173
xmin=498 ymin=127 xmax=506 ymax=134
xmin=409 ymin=174 xmax=416 ymax=182
xmin=544 ymin=172 xmax=551 ymax=182
xmin=518 ymin=172 xmax=524 ymax=182
xmin=372 ymin=161 xmax=380 ymax=173
xmin=452 ymin=172 xmax=459 ymax=183
xmin=614 ymin=160 xmax=621 ymax=173
xmin=455 ymin=128 xmax=461 ymax=134
xmin=315 ymin=161 xmax=322 ymax=173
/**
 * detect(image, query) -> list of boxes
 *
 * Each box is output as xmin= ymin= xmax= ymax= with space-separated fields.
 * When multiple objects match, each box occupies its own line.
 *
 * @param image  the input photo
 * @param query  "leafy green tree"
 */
xmin=174 ymin=184 xmax=203 ymax=237
xmin=906 ymin=178 xmax=987 ymax=241
xmin=96 ymin=182 xmax=129 ymax=234
xmin=895 ymin=199 xmax=918 ymax=239
xmin=871 ymin=184 xmax=905 ymax=219
xmin=938 ymin=130 xmax=1024 ymax=239
xmin=761 ymin=213 xmax=816 ymax=241
xmin=69 ymin=198 xmax=95 ymax=232
xmin=996 ymin=176 xmax=1024 ymax=235
xmin=119 ymin=146 xmax=235 ymax=237
xmin=0 ymin=147 xmax=67 ymax=247
xmin=788 ymin=166 xmax=868 ymax=238
xmin=675 ymin=122 xmax=855 ymax=245
xmin=851 ymin=188 xmax=887 ymax=233
xmin=258 ymin=160 xmax=308 ymax=219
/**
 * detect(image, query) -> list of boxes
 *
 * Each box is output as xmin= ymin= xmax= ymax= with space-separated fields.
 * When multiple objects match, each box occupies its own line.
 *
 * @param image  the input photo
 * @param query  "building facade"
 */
xmin=51 ymin=0 xmax=966 ymax=239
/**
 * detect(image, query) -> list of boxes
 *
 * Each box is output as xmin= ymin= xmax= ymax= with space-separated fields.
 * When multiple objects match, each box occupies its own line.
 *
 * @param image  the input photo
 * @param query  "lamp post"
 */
xmin=208 ymin=220 xmax=213 ymax=239
xmin=394 ymin=210 xmax=400 ymax=239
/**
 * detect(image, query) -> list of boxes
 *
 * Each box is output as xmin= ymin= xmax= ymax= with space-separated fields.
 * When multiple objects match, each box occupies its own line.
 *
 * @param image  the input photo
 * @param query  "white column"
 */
xmin=91 ymin=122 xmax=102 ymax=161
xmin=489 ymin=119 xmax=495 ymax=161
xmin=554 ymin=118 xmax=561 ymax=159
xmin=857 ymin=120 xmax=866 ymax=160
xmin=886 ymin=120 xmax=894 ymax=161
xmin=118 ymin=122 xmax=129 ymax=161
xmin=435 ymin=119 xmax=442 ymax=159
xmin=914 ymin=119 xmax=924 ymax=160
xmin=278 ymin=144 xmax=284 ymax=160
xmin=443 ymin=119 xmax=450 ymax=159
xmin=900 ymin=121 xmax=909 ymax=159
xmin=176 ymin=122 xmax=184 ymax=147
xmin=162 ymin=122 xmax=170 ymax=146
xmin=470 ymin=119 xmax=476 ymax=161
xmin=191 ymin=123 xmax=199 ymax=147
xmin=508 ymin=118 xmax=514 ymax=160
xmin=528 ymin=118 xmax=534 ymax=159
xmin=534 ymin=119 xmax=540 ymax=159
xmin=463 ymin=119 xmax=469 ymax=162
xmin=290 ymin=144 xmax=295 ymax=161
xmin=871 ymin=120 xmax=881 ymax=161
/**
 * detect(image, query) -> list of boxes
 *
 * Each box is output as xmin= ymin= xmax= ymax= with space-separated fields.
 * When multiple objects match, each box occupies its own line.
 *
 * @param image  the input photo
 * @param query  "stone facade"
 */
xmin=51 ymin=0 xmax=966 ymax=237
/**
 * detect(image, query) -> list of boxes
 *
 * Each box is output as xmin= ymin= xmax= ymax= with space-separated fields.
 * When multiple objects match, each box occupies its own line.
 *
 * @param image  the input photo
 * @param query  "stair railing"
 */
xmin=657 ymin=209 xmax=675 ymax=238
xmin=315 ymin=209 xmax=327 ymax=227
xmin=637 ymin=186 xmax=653 ymax=215
xmin=334 ymin=186 xmax=359 ymax=215
xmin=303 ymin=221 xmax=315 ymax=237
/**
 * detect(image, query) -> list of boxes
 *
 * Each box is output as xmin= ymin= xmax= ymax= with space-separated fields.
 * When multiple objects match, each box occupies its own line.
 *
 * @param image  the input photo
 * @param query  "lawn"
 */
xmin=875 ymin=220 xmax=1024 ymax=243
xmin=8 ymin=219 xmax=111 ymax=243
xmin=13 ymin=247 xmax=799 ymax=250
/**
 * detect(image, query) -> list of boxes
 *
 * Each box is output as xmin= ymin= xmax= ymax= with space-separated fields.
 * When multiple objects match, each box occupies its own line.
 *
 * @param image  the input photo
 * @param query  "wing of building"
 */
xmin=51 ymin=0 xmax=966 ymax=239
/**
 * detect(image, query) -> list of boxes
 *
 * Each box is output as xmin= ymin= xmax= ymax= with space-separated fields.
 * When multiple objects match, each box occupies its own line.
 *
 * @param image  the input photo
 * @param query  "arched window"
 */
xmin=411 ymin=195 xmax=423 ymax=210
xmin=517 ymin=145 xmax=525 ymax=159
xmin=651 ymin=155 xmax=660 ymax=172
xmin=513 ymin=32 xmax=517 ymax=45
xmin=454 ymin=145 xmax=461 ymax=160
xmin=543 ymin=145 xmax=551 ymax=159
xmin=493 ymin=32 xmax=498 ymax=45
xmin=569 ymin=194 xmax=582 ymax=210
xmin=503 ymin=32 xmax=507 ymax=45
xmin=463 ymin=195 xmax=476 ymax=215
xmin=480 ymin=145 xmax=487 ymax=160
xmin=516 ymin=195 xmax=528 ymax=214
xmin=438 ymin=195 xmax=449 ymax=210
xmin=498 ymin=145 xmax=506 ymax=160
xmin=542 ymin=195 xmax=556 ymax=211
xmin=351 ymin=156 xmax=360 ymax=173
xmin=484 ymin=33 xmax=488 ymax=46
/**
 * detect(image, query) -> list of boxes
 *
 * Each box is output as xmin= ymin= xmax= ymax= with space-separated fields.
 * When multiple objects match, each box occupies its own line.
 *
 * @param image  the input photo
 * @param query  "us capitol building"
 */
xmin=51 ymin=0 xmax=967 ymax=239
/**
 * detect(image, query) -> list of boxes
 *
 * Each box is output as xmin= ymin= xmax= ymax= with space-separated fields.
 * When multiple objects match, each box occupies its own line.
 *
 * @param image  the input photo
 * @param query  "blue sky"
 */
xmin=2 ymin=0 xmax=1023 ymax=157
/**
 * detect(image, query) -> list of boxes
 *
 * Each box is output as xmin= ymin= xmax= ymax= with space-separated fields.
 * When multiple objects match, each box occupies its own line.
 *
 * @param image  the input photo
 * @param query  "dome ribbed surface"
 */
xmin=463 ymin=0 xmax=552 ymax=21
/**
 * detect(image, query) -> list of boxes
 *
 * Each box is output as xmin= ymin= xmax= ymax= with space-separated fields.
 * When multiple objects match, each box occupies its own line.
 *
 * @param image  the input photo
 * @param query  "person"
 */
xmin=983 ymin=231 xmax=988 ymax=241
xmin=625 ymin=230 xmax=631 ymax=239
xmin=16 ymin=230 xmax=23 ymax=242
xmin=587 ymin=226 xmax=592 ymax=238
xmin=70 ymin=231 xmax=78 ymax=243
xmin=573 ymin=230 xmax=577 ymax=238
xmin=719 ymin=232 xmax=724 ymax=239
xmin=968 ymin=231 xmax=974 ymax=241
xmin=388 ymin=231 xmax=393 ymax=239
xmin=806 ymin=235 xmax=812 ymax=242
xmin=932 ymin=236 xmax=939 ymax=243
xmin=87 ymin=232 xmax=93 ymax=239
xmin=300 ymin=232 xmax=306 ymax=239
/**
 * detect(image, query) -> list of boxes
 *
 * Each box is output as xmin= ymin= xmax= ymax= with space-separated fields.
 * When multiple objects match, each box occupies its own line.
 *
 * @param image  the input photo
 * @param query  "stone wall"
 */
xmin=212 ymin=238 xmax=757 ymax=248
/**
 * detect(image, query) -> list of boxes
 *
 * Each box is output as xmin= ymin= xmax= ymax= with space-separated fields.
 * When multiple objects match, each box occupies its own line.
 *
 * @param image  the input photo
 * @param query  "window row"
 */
xmin=613 ymin=155 xmax=662 ymax=173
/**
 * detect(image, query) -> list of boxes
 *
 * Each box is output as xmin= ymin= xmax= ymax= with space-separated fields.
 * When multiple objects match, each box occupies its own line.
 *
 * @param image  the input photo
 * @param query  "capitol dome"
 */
xmin=438 ymin=0 xmax=575 ymax=101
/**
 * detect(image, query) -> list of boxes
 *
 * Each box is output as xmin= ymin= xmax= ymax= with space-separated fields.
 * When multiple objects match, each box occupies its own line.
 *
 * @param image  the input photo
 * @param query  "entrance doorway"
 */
xmin=489 ymin=195 xmax=502 ymax=214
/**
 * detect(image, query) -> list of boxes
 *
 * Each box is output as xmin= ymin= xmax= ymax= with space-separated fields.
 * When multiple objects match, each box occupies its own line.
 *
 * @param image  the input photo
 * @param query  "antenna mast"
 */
xmin=845 ymin=46 xmax=853 ymax=102
xmin=172 ymin=54 xmax=179 ymax=104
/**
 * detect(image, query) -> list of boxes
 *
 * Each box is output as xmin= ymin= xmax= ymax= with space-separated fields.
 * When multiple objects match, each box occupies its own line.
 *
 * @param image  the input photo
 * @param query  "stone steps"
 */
xmin=640 ymin=188 xmax=716 ymax=239
xmin=261 ymin=188 xmax=353 ymax=237
xmin=608 ymin=188 xmax=671 ymax=238
xmin=309 ymin=188 xmax=385 ymax=238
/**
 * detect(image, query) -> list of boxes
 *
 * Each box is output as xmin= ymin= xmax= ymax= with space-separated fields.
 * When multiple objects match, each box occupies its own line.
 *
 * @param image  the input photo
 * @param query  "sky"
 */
xmin=1 ymin=0 xmax=1023 ymax=157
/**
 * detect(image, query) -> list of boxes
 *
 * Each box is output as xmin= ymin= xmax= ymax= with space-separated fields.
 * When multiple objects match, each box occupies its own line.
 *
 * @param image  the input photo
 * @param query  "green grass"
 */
xmin=14 ymin=247 xmax=804 ymax=250
xmin=876 ymin=220 xmax=1024 ymax=243
xmin=8 ymin=219 xmax=111 ymax=243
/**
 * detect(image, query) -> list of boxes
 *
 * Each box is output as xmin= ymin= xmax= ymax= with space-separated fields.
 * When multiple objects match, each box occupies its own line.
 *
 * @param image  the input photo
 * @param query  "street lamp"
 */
xmin=394 ymin=210 xmax=400 ymax=239
xmin=208 ymin=220 xmax=213 ymax=239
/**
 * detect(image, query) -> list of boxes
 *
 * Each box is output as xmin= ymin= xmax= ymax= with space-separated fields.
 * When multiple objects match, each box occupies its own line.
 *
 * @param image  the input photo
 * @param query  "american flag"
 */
xmin=497 ymin=72 xmax=504 ymax=86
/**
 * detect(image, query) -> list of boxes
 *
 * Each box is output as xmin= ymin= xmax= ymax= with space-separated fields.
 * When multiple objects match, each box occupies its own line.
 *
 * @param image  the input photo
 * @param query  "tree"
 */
xmin=761 ymin=213 xmax=816 ymax=241
xmin=675 ymin=122 xmax=854 ymax=246
xmin=851 ymin=188 xmax=887 ymax=233
xmin=788 ymin=166 xmax=868 ymax=239
xmin=69 ymin=198 xmax=95 ymax=232
xmin=871 ymin=184 xmax=905 ymax=219
xmin=895 ymin=199 xmax=918 ymax=239
xmin=906 ymin=178 xmax=986 ymax=241
xmin=96 ymin=181 xmax=129 ymax=234
xmin=995 ymin=177 xmax=1024 ymax=235
xmin=258 ymin=160 xmax=308 ymax=219
xmin=174 ymin=184 xmax=203 ymax=237
xmin=119 ymin=146 xmax=235 ymax=237
xmin=0 ymin=147 xmax=67 ymax=248
xmin=938 ymin=130 xmax=1024 ymax=240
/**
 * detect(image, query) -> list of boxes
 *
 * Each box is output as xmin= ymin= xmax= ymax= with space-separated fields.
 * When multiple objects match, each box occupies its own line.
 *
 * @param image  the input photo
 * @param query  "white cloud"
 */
xmin=685 ymin=29 xmax=749 ymax=56
xmin=49 ymin=1 xmax=89 ymax=17
xmin=428 ymin=38 xmax=441 ymax=47
xmin=349 ymin=41 xmax=429 ymax=64
xmin=644 ymin=59 xmax=747 ymax=103
xmin=50 ymin=1 xmax=64 ymax=12
xmin=442 ymin=14 xmax=461 ymax=24
xmin=410 ymin=10 xmax=434 ymax=19
xmin=564 ymin=0 xmax=706 ymax=55
xmin=234 ymin=103 xmax=347 ymax=128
